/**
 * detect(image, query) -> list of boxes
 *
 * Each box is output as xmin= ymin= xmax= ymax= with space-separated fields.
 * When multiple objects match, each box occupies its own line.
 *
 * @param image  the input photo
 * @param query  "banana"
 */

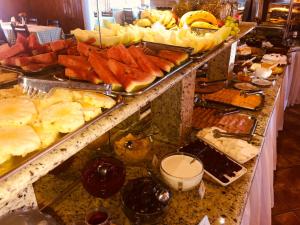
xmin=166 ymin=17 xmax=176 ymax=29
xmin=162 ymin=11 xmax=173 ymax=26
xmin=191 ymin=21 xmax=219 ymax=30
xmin=180 ymin=10 xmax=218 ymax=27
xmin=136 ymin=18 xmax=152 ymax=27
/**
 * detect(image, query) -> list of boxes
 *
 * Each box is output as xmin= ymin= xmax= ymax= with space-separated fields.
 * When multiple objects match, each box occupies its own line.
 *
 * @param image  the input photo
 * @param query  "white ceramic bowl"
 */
xmin=160 ymin=152 xmax=204 ymax=191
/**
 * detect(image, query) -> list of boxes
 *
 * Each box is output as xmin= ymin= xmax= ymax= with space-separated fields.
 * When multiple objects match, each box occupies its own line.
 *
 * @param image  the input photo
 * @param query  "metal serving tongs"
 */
xmin=213 ymin=129 xmax=253 ymax=142
xmin=240 ymin=89 xmax=264 ymax=97
xmin=19 ymin=76 xmax=112 ymax=97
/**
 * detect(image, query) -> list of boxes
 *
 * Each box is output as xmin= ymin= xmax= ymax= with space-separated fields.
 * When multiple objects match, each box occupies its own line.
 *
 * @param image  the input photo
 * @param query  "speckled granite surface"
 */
xmin=32 ymin=70 xmax=286 ymax=225
xmin=0 ymin=65 xmax=194 ymax=213
xmin=34 ymin=136 xmax=263 ymax=225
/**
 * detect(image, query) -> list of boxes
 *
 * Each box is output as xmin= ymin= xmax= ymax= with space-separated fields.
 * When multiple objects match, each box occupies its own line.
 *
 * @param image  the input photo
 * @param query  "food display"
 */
xmin=0 ymin=33 xmax=73 ymax=72
xmin=0 ymin=87 xmax=116 ymax=165
xmin=160 ymin=152 xmax=204 ymax=191
xmin=179 ymin=141 xmax=247 ymax=186
xmin=71 ymin=12 xmax=238 ymax=55
xmin=58 ymin=42 xmax=189 ymax=93
xmin=197 ymin=127 xmax=259 ymax=164
xmin=203 ymin=89 xmax=263 ymax=110
xmin=192 ymin=107 xmax=256 ymax=134
xmin=114 ymin=133 xmax=151 ymax=163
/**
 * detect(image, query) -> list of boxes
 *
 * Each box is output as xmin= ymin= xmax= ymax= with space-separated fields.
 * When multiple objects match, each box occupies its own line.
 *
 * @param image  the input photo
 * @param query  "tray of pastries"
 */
xmin=203 ymin=88 xmax=264 ymax=110
xmin=0 ymin=85 xmax=123 ymax=181
xmin=192 ymin=107 xmax=257 ymax=134
xmin=179 ymin=140 xmax=247 ymax=186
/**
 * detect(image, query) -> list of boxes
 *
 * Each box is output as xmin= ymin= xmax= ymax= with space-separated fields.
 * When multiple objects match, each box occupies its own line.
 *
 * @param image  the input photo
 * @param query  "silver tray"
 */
xmin=0 ymin=94 xmax=124 ymax=181
xmin=0 ymin=66 xmax=23 ymax=87
xmin=54 ymin=42 xmax=194 ymax=96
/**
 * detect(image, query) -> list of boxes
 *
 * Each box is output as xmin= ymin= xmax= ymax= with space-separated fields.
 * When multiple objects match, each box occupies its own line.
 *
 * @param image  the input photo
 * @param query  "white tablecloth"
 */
xmin=287 ymin=50 xmax=300 ymax=106
xmin=241 ymin=71 xmax=289 ymax=225
xmin=1 ymin=22 xmax=62 ymax=44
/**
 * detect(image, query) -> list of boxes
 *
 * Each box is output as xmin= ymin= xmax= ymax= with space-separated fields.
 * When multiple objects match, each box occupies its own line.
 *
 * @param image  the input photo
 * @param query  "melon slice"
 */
xmin=77 ymin=42 xmax=100 ymax=57
xmin=145 ymin=55 xmax=174 ymax=73
xmin=88 ymin=52 xmax=122 ymax=90
xmin=65 ymin=68 xmax=102 ymax=84
xmin=107 ymin=59 xmax=156 ymax=92
xmin=58 ymin=55 xmax=92 ymax=71
xmin=27 ymin=33 xmax=41 ymax=50
xmin=157 ymin=50 xmax=188 ymax=66
xmin=128 ymin=46 xmax=163 ymax=77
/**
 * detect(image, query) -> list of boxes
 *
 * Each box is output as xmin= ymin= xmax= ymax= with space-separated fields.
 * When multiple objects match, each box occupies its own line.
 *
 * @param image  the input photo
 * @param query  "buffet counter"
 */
xmin=0 ymin=22 xmax=291 ymax=225
xmin=31 ymin=65 xmax=289 ymax=225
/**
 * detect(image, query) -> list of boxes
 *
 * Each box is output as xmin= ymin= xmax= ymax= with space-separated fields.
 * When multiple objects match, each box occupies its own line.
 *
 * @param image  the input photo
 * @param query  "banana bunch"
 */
xmin=134 ymin=9 xmax=176 ymax=29
xmin=179 ymin=10 xmax=219 ymax=30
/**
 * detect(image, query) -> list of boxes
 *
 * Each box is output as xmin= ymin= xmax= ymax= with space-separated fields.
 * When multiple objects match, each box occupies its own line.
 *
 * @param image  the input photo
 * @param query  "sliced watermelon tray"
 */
xmin=54 ymin=41 xmax=194 ymax=96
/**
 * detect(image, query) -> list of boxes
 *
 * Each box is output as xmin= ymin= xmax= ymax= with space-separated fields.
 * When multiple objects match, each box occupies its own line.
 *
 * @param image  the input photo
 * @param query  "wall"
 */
xmin=27 ymin=0 xmax=84 ymax=33
xmin=0 ymin=0 xmax=29 ymax=21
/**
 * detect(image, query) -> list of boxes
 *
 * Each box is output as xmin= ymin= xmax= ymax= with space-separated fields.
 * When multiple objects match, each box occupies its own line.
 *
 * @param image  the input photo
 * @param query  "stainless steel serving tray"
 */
xmin=0 ymin=66 xmax=23 ymax=87
xmin=53 ymin=42 xmax=194 ymax=96
xmin=0 ymin=94 xmax=124 ymax=181
xmin=192 ymin=106 xmax=258 ymax=137
xmin=179 ymin=141 xmax=248 ymax=186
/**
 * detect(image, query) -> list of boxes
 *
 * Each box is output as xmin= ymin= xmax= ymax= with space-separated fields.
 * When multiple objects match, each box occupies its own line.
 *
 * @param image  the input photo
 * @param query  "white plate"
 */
xmin=234 ymin=82 xmax=257 ymax=91
xmin=252 ymin=78 xmax=272 ymax=87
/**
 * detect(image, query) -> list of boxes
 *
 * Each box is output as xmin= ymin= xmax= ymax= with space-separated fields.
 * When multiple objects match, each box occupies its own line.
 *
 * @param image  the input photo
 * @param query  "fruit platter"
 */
xmin=55 ymin=41 xmax=193 ymax=96
xmin=71 ymin=11 xmax=240 ymax=56
xmin=0 ymin=33 xmax=73 ymax=74
xmin=0 ymin=86 xmax=123 ymax=181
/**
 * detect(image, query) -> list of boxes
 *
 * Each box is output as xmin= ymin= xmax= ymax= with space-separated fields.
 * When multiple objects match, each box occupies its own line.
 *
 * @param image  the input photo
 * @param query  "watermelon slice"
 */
xmin=31 ymin=52 xmax=57 ymax=64
xmin=50 ymin=40 xmax=69 ymax=52
xmin=157 ymin=50 xmax=188 ymax=66
xmin=16 ymin=33 xmax=28 ymax=47
xmin=65 ymin=68 xmax=102 ymax=84
xmin=88 ymin=52 xmax=122 ymax=90
xmin=58 ymin=55 xmax=92 ymax=71
xmin=77 ymin=42 xmax=100 ymax=57
xmin=0 ymin=43 xmax=26 ymax=60
xmin=107 ymin=59 xmax=156 ymax=92
xmin=128 ymin=46 xmax=163 ymax=77
xmin=0 ymin=44 xmax=10 ymax=54
xmin=146 ymin=55 xmax=174 ymax=73
xmin=107 ymin=44 xmax=138 ymax=68
xmin=67 ymin=46 xmax=80 ymax=56
xmin=21 ymin=63 xmax=53 ymax=72
xmin=1 ymin=56 xmax=32 ymax=67
xmin=27 ymin=34 xmax=41 ymax=50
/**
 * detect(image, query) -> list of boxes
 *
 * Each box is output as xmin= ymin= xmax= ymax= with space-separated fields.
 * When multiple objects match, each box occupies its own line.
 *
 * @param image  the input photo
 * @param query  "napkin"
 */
xmin=198 ymin=216 xmax=210 ymax=225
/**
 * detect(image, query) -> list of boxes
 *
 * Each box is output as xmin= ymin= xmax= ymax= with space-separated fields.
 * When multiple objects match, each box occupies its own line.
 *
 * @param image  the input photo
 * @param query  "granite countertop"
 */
xmin=33 ymin=69 xmax=285 ymax=225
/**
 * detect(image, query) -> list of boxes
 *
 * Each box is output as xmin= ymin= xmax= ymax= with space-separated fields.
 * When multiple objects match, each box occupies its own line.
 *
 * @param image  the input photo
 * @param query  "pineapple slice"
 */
xmin=40 ymin=102 xmax=85 ymax=133
xmin=0 ymin=125 xmax=41 ymax=157
xmin=0 ymin=97 xmax=37 ymax=127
